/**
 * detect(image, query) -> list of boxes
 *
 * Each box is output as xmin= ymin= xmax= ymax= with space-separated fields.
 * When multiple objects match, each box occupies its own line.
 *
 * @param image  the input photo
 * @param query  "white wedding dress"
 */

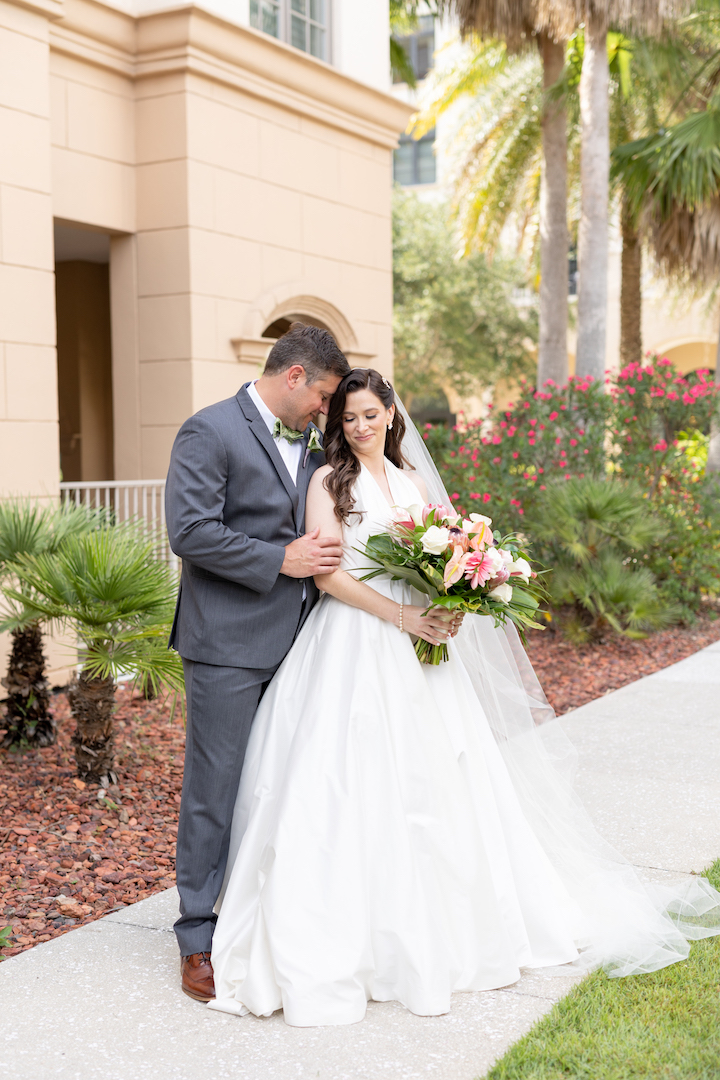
xmin=209 ymin=459 xmax=720 ymax=1027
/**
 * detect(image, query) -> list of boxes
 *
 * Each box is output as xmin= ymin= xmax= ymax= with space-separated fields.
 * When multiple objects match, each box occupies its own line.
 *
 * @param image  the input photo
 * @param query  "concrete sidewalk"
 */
xmin=1 ymin=641 xmax=719 ymax=1080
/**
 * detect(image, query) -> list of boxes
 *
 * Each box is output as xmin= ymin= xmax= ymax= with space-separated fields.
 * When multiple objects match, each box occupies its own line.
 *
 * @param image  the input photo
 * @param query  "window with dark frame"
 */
xmin=568 ymin=247 xmax=578 ymax=296
xmin=393 ymin=129 xmax=437 ymax=186
xmin=250 ymin=0 xmax=328 ymax=62
xmin=392 ymin=15 xmax=435 ymax=84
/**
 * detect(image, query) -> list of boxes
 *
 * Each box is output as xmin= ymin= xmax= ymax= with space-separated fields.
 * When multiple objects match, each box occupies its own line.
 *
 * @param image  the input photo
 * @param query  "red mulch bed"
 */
xmin=0 ymin=686 xmax=182 ymax=960
xmin=2 ymin=612 xmax=719 ymax=960
xmin=526 ymin=610 xmax=720 ymax=715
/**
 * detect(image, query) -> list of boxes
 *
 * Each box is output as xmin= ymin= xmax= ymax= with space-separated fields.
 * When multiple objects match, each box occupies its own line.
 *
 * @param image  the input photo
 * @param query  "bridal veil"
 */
xmin=395 ymin=396 xmax=720 ymax=977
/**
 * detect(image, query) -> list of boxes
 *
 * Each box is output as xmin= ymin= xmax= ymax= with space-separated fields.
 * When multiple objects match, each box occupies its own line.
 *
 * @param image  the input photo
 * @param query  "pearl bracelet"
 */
xmin=398 ymin=603 xmax=404 ymax=633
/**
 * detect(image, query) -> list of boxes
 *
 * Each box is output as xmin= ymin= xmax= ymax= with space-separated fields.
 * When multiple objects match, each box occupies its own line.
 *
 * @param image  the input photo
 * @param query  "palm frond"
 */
xmin=0 ymin=500 xmax=105 ymax=572
xmin=391 ymin=38 xmax=419 ymax=88
xmin=429 ymin=48 xmax=544 ymax=255
xmin=0 ymin=523 xmax=178 ymax=652
xmin=80 ymin=638 xmax=185 ymax=694
xmin=613 ymin=103 xmax=720 ymax=283
xmin=410 ymin=37 xmax=509 ymax=137
xmin=437 ymin=0 xmax=690 ymax=48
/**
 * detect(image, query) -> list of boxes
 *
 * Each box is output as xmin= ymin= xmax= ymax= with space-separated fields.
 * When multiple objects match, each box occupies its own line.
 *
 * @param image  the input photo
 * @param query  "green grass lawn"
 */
xmin=484 ymin=860 xmax=720 ymax=1080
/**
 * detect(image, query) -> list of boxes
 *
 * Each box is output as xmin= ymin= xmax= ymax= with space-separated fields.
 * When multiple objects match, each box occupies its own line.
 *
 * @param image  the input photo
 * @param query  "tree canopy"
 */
xmin=392 ymin=188 xmax=537 ymax=410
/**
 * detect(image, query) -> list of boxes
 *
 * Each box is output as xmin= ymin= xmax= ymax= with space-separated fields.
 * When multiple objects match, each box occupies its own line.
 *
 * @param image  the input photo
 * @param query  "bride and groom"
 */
xmin=166 ymin=322 xmax=720 ymax=1026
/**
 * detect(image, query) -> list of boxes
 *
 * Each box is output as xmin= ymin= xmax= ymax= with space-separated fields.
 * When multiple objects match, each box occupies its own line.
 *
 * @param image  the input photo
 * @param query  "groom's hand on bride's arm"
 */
xmin=281 ymin=527 xmax=343 ymax=578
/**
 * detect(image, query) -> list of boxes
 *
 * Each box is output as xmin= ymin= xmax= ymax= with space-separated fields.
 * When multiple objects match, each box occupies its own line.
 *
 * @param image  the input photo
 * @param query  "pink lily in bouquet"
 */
xmin=361 ymin=502 xmax=545 ymax=664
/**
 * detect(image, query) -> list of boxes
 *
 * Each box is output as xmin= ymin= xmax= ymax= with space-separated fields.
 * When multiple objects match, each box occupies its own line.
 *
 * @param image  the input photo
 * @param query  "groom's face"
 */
xmin=283 ymin=368 xmax=342 ymax=431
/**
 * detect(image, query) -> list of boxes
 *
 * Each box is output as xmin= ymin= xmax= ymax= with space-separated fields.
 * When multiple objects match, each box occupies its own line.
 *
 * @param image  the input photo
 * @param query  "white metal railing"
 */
xmin=59 ymin=479 xmax=178 ymax=575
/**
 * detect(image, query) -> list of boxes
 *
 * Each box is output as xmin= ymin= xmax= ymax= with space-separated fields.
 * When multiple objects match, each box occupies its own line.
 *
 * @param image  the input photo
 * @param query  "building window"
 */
xmin=250 ymin=0 xmax=329 ymax=62
xmin=250 ymin=0 xmax=280 ymax=38
xmin=392 ymin=15 xmax=435 ymax=84
xmin=568 ymin=247 xmax=578 ymax=296
xmin=394 ymin=129 xmax=436 ymax=186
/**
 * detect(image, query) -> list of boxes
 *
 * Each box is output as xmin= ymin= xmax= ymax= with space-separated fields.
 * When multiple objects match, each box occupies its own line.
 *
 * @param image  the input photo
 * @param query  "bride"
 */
xmin=208 ymin=367 xmax=720 ymax=1027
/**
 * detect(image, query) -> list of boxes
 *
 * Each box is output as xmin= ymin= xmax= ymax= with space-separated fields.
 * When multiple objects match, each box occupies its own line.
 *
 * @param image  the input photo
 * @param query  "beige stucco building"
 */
xmin=0 ymin=0 xmax=411 ymax=500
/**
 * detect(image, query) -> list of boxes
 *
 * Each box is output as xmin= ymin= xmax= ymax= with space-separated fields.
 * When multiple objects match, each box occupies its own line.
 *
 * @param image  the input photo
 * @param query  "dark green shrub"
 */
xmin=530 ymin=478 xmax=675 ymax=643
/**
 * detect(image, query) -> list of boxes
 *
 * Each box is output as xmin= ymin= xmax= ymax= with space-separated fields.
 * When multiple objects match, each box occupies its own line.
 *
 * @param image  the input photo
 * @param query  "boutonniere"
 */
xmin=303 ymin=427 xmax=323 ymax=467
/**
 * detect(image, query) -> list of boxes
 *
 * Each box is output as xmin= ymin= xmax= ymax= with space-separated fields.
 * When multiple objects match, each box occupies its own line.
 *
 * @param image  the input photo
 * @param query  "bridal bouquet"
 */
xmin=361 ymin=503 xmax=545 ymax=664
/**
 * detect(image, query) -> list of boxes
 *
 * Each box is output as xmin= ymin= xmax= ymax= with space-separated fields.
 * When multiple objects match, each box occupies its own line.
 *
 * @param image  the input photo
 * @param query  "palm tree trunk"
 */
xmin=620 ymin=192 xmax=642 ymax=367
xmin=537 ymin=31 xmax=569 ymax=389
xmin=1 ymin=623 xmax=54 ymax=749
xmin=707 ymin=320 xmax=720 ymax=474
xmin=68 ymin=671 xmax=116 ymax=782
xmin=576 ymin=6 xmax=609 ymax=383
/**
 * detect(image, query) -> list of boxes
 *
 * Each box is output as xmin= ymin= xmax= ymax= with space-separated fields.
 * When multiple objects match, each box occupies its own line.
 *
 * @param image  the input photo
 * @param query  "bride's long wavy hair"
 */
xmin=324 ymin=368 xmax=413 ymax=523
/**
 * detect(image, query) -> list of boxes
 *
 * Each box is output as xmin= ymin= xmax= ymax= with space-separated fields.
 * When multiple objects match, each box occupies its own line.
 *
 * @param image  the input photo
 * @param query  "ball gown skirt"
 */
xmin=207 ymin=460 xmax=720 ymax=1026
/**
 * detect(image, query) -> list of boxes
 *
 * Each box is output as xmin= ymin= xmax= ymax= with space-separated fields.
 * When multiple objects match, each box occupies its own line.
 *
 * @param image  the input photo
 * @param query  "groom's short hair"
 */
xmin=263 ymin=322 xmax=351 ymax=384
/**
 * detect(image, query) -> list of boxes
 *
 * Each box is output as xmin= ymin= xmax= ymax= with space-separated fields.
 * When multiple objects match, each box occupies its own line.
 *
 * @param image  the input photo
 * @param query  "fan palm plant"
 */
xmin=613 ymin=93 xmax=720 ymax=472
xmin=427 ymin=2 xmax=573 ymax=387
xmin=0 ymin=501 xmax=101 ymax=749
xmin=437 ymin=1 xmax=690 ymax=383
xmin=531 ymin=477 xmax=676 ymax=641
xmin=609 ymin=3 xmax=720 ymax=363
xmin=1 ymin=525 xmax=184 ymax=782
xmin=414 ymin=40 xmax=546 ymax=259
xmin=416 ymin=20 xmax=700 ymax=383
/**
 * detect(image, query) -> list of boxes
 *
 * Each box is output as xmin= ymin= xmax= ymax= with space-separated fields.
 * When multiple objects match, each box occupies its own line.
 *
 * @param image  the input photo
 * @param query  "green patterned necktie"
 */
xmin=272 ymin=418 xmax=304 ymax=444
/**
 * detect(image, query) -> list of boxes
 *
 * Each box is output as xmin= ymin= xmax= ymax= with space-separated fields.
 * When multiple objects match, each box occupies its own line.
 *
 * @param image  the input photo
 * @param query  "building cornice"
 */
xmin=10 ymin=0 xmax=64 ymax=20
xmin=48 ymin=0 xmax=413 ymax=147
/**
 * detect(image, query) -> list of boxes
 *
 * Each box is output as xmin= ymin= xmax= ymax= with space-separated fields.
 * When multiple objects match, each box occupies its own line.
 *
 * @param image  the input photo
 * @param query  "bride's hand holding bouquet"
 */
xmin=361 ymin=503 xmax=546 ymax=664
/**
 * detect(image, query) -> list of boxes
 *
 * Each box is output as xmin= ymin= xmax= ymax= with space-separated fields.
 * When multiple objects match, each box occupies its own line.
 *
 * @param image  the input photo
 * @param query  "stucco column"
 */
xmin=0 ymin=0 xmax=60 ymax=497
xmin=110 ymin=234 xmax=142 ymax=480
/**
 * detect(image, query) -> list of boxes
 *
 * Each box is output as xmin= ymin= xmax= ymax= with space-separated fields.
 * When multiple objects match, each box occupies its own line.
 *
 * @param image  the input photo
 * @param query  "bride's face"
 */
xmin=342 ymin=389 xmax=395 ymax=456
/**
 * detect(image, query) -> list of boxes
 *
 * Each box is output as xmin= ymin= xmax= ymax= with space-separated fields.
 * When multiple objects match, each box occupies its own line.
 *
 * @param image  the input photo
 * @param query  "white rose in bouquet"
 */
xmin=421 ymin=525 xmax=451 ymax=555
xmin=488 ymin=582 xmax=513 ymax=603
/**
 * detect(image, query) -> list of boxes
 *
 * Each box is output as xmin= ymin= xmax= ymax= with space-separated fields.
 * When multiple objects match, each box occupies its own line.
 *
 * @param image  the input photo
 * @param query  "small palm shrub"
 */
xmin=528 ymin=478 xmax=677 ymax=643
xmin=0 ymin=501 xmax=102 ymax=748
xmin=1 ymin=525 xmax=183 ymax=782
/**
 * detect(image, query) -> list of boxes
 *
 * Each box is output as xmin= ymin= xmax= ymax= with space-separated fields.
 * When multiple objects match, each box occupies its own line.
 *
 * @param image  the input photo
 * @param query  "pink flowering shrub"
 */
xmin=422 ymin=374 xmax=610 ymax=526
xmin=610 ymin=357 xmax=717 ymax=492
xmin=422 ymin=355 xmax=720 ymax=621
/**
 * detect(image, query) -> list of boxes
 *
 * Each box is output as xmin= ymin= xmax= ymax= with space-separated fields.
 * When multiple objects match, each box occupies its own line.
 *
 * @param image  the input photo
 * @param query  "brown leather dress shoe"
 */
xmin=181 ymin=951 xmax=216 ymax=1002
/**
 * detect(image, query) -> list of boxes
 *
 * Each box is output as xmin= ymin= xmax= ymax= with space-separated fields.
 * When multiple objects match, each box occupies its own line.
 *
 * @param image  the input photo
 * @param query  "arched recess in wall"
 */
xmin=231 ymin=286 xmax=376 ymax=381
xmin=653 ymin=338 xmax=717 ymax=377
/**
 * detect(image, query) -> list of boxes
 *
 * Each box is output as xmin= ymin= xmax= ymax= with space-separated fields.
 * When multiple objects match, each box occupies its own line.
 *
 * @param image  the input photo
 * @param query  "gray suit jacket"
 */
xmin=165 ymin=385 xmax=324 ymax=668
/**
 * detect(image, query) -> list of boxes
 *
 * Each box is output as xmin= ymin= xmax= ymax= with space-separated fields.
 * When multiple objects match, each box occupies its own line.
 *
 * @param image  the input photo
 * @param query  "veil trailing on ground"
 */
xmin=395 ymin=395 xmax=720 ymax=977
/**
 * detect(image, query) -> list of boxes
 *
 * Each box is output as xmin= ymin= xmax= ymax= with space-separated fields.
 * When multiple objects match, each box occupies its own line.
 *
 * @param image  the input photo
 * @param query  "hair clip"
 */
xmin=382 ymin=377 xmax=391 ymax=389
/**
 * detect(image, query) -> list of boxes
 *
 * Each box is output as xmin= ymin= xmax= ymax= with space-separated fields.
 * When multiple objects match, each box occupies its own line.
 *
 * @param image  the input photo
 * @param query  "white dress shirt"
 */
xmin=247 ymin=380 xmax=302 ymax=486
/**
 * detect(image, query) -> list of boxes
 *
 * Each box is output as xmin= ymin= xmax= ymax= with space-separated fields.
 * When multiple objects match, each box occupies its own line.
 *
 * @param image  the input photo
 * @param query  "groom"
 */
xmin=165 ymin=322 xmax=351 ymax=1002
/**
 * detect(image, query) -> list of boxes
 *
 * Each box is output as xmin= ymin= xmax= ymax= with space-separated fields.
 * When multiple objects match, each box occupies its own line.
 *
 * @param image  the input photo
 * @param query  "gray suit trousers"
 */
xmin=174 ymin=657 xmax=279 ymax=955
